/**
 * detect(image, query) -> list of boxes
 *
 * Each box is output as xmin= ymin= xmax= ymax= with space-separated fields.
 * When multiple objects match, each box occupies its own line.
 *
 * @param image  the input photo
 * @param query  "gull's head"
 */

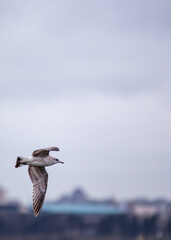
xmin=55 ymin=159 xmax=64 ymax=164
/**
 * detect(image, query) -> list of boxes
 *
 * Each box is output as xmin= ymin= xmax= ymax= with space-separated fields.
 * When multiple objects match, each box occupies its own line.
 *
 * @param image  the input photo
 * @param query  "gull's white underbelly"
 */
xmin=26 ymin=156 xmax=55 ymax=167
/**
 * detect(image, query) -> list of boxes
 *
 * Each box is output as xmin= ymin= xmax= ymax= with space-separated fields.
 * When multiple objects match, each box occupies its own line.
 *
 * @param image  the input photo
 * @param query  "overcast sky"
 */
xmin=0 ymin=0 xmax=171 ymax=204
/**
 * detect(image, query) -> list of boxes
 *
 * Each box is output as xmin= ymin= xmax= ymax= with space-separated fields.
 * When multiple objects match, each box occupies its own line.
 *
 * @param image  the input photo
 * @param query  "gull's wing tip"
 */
xmin=32 ymin=146 xmax=60 ymax=157
xmin=50 ymin=147 xmax=60 ymax=151
xmin=33 ymin=210 xmax=39 ymax=217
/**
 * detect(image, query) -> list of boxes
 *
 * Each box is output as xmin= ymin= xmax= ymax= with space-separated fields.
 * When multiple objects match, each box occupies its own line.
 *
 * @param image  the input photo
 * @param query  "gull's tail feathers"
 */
xmin=15 ymin=157 xmax=27 ymax=168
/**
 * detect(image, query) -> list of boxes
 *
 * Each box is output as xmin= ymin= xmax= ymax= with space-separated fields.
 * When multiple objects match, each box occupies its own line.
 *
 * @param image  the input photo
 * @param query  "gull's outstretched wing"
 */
xmin=32 ymin=147 xmax=59 ymax=157
xmin=28 ymin=166 xmax=48 ymax=217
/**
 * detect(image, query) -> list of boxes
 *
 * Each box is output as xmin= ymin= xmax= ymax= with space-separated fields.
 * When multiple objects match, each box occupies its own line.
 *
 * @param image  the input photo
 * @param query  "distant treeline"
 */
xmin=0 ymin=212 xmax=170 ymax=238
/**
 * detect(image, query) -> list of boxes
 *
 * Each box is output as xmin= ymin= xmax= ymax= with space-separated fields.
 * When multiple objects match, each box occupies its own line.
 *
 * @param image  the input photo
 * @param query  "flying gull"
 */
xmin=15 ymin=147 xmax=64 ymax=217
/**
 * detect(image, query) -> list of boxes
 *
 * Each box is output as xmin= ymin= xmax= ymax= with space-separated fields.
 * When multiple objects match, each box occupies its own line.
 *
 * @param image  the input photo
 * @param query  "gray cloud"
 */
xmin=0 ymin=0 xmax=171 ymax=101
xmin=0 ymin=0 xmax=171 ymax=202
xmin=1 ymin=91 xmax=171 ymax=202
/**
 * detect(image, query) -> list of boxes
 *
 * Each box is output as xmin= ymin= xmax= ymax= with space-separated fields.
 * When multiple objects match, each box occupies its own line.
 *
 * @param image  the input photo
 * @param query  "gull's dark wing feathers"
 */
xmin=32 ymin=147 xmax=59 ymax=157
xmin=28 ymin=166 xmax=48 ymax=217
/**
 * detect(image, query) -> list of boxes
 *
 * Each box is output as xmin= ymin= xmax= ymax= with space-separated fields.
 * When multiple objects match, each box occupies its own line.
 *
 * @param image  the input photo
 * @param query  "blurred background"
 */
xmin=0 ymin=0 xmax=171 ymax=239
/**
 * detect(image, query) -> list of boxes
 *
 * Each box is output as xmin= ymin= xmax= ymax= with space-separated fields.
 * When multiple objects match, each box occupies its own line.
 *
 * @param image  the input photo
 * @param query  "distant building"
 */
xmin=57 ymin=188 xmax=88 ymax=204
xmin=131 ymin=204 xmax=158 ymax=217
xmin=42 ymin=187 xmax=128 ymax=215
xmin=57 ymin=187 xmax=117 ymax=205
xmin=0 ymin=186 xmax=25 ymax=214
xmin=128 ymin=198 xmax=171 ymax=218
xmin=0 ymin=202 xmax=21 ymax=213
xmin=0 ymin=187 xmax=7 ymax=204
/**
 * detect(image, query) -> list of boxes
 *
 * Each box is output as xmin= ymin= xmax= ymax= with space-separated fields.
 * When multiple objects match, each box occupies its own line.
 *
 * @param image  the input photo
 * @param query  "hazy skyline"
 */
xmin=0 ymin=0 xmax=171 ymax=203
